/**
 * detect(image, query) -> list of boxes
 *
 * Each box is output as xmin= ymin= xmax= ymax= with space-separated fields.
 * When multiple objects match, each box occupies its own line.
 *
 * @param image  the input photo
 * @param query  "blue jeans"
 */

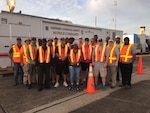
xmin=13 ymin=63 xmax=24 ymax=83
xmin=69 ymin=66 xmax=81 ymax=84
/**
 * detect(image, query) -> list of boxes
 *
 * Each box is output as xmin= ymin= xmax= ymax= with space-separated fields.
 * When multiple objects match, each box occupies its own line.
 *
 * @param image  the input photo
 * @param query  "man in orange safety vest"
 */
xmin=9 ymin=37 xmax=24 ymax=86
xmin=119 ymin=37 xmax=136 ymax=89
xmin=36 ymin=38 xmax=51 ymax=91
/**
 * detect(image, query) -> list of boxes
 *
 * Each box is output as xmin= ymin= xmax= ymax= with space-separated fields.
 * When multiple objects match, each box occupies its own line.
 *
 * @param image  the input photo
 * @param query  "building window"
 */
xmin=1 ymin=18 xmax=7 ymax=24
xmin=81 ymin=30 xmax=83 ymax=35
xmin=45 ymin=26 xmax=49 ymax=31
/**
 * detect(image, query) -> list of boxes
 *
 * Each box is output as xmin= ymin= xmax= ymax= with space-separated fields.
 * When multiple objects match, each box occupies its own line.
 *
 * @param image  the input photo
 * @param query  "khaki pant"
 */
xmin=106 ymin=65 xmax=117 ymax=86
xmin=23 ymin=64 xmax=28 ymax=85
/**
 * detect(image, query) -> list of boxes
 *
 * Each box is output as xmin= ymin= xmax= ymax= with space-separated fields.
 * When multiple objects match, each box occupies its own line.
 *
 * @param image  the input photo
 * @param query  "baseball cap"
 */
xmin=42 ymin=38 xmax=47 ymax=42
xmin=79 ymin=36 xmax=82 ymax=39
xmin=85 ymin=38 xmax=89 ymax=41
xmin=17 ymin=37 xmax=21 ymax=40
xmin=24 ymin=38 xmax=31 ymax=42
xmin=115 ymin=35 xmax=120 ymax=39
xmin=108 ymin=39 xmax=114 ymax=42
xmin=31 ymin=37 xmax=36 ymax=41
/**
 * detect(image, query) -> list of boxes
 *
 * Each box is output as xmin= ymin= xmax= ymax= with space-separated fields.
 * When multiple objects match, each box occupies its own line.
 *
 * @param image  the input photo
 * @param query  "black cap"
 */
xmin=60 ymin=38 xmax=65 ymax=41
xmin=85 ymin=38 xmax=89 ymax=41
xmin=42 ymin=38 xmax=47 ymax=42
xmin=17 ymin=37 xmax=21 ymax=40
xmin=31 ymin=37 xmax=36 ymax=41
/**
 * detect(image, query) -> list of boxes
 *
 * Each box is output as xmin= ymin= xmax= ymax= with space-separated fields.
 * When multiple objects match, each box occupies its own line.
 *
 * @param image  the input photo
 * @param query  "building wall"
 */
xmin=0 ymin=11 xmax=123 ymax=41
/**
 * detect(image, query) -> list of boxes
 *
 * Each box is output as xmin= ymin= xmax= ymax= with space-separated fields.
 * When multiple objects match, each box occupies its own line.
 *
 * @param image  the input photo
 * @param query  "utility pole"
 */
xmin=114 ymin=0 xmax=117 ymax=31
xmin=95 ymin=16 xmax=97 ymax=27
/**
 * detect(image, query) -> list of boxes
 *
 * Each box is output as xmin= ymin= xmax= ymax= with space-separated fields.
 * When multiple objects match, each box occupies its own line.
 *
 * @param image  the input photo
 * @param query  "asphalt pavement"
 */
xmin=0 ymin=55 xmax=150 ymax=113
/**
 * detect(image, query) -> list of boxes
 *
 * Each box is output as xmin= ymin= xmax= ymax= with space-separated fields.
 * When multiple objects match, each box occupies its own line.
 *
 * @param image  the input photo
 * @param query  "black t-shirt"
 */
xmin=55 ymin=46 xmax=70 ymax=64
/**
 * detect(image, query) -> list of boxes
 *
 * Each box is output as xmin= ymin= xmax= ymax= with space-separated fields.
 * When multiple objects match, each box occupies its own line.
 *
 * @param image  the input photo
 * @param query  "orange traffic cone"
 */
xmin=84 ymin=63 xmax=98 ymax=94
xmin=137 ymin=55 xmax=144 ymax=74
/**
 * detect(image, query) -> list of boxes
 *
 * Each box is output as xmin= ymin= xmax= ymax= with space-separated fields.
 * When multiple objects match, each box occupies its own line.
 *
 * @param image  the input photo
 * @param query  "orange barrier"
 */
xmin=137 ymin=55 xmax=144 ymax=74
xmin=84 ymin=63 xmax=98 ymax=94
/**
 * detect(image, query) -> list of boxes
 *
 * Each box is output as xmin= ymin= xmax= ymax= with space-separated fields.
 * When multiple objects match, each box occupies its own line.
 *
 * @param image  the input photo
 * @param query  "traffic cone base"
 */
xmin=84 ymin=63 xmax=98 ymax=94
xmin=84 ymin=88 xmax=98 ymax=94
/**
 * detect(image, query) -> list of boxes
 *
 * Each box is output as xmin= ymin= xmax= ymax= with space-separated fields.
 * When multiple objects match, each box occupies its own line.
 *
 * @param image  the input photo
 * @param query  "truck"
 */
xmin=123 ymin=34 xmax=150 ymax=54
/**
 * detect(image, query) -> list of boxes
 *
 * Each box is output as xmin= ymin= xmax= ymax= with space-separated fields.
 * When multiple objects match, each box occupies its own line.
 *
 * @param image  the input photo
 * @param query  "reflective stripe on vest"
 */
xmin=58 ymin=44 xmax=68 ymax=57
xmin=70 ymin=49 xmax=81 ymax=63
xmin=120 ymin=44 xmax=133 ymax=62
xmin=82 ymin=44 xmax=92 ymax=60
xmin=22 ymin=45 xmax=28 ymax=64
xmin=109 ymin=46 xmax=117 ymax=64
xmin=38 ymin=46 xmax=50 ymax=63
xmin=12 ymin=44 xmax=21 ymax=62
xmin=94 ymin=45 xmax=106 ymax=62
xmin=52 ymin=42 xmax=57 ymax=58
xmin=28 ymin=45 xmax=36 ymax=60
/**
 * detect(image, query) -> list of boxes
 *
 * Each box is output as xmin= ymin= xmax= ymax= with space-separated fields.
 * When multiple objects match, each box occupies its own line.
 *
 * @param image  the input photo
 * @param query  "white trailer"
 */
xmin=123 ymin=34 xmax=150 ymax=53
xmin=0 ymin=11 xmax=123 ymax=68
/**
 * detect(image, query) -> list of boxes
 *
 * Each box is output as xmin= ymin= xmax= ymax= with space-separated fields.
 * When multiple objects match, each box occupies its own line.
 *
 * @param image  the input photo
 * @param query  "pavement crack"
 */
xmin=0 ymin=104 xmax=7 ymax=113
xmin=33 ymin=92 xmax=86 ymax=113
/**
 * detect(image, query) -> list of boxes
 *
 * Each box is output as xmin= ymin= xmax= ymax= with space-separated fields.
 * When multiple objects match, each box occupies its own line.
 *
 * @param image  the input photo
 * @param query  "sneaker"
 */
xmin=80 ymin=83 xmax=84 ymax=88
xmin=63 ymin=81 xmax=68 ymax=87
xmin=38 ymin=88 xmax=43 ymax=91
xmin=110 ymin=85 xmax=116 ymax=88
xmin=102 ymin=86 xmax=106 ymax=91
xmin=69 ymin=85 xmax=73 ymax=90
xmin=94 ymin=84 xmax=98 ymax=89
xmin=14 ymin=82 xmax=18 ymax=86
xmin=76 ymin=85 xmax=80 ymax=91
xmin=54 ymin=82 xmax=59 ymax=88
xmin=125 ymin=85 xmax=131 ymax=89
xmin=119 ymin=84 xmax=125 ymax=87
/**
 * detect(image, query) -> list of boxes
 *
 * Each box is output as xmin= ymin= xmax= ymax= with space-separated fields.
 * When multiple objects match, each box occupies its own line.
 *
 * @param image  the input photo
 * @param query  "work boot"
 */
xmin=28 ymin=84 xmax=32 ymax=89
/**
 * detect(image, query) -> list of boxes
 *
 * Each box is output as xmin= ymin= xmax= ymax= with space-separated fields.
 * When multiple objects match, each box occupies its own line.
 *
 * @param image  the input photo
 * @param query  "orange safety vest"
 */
xmin=12 ymin=44 xmax=21 ymax=63
xmin=120 ymin=44 xmax=133 ymax=62
xmin=38 ymin=46 xmax=51 ymax=63
xmin=82 ymin=44 xmax=92 ymax=60
xmin=28 ymin=44 xmax=36 ymax=61
xmin=70 ymin=49 xmax=81 ymax=63
xmin=22 ymin=44 xmax=29 ymax=64
xmin=58 ymin=44 xmax=68 ymax=57
xmin=36 ymin=44 xmax=40 ymax=50
xmin=108 ymin=46 xmax=117 ymax=64
xmin=94 ymin=45 xmax=106 ymax=62
xmin=51 ymin=42 xmax=57 ymax=58
xmin=67 ymin=43 xmax=71 ymax=49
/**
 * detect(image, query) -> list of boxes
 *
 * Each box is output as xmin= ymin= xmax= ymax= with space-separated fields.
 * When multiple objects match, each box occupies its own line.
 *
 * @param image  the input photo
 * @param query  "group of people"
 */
xmin=8 ymin=34 xmax=136 ymax=91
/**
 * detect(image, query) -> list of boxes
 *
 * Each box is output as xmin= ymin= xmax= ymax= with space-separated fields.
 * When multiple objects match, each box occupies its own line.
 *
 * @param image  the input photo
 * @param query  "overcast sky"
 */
xmin=0 ymin=0 xmax=150 ymax=35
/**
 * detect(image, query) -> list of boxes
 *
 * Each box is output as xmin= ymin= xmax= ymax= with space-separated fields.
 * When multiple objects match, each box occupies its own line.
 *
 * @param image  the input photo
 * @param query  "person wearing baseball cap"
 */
xmin=26 ymin=37 xmax=37 ymax=89
xmin=106 ymin=38 xmax=119 ymax=88
xmin=9 ymin=37 xmax=23 ymax=86
xmin=36 ymin=38 xmax=51 ymax=91
xmin=114 ymin=35 xmax=123 ymax=82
